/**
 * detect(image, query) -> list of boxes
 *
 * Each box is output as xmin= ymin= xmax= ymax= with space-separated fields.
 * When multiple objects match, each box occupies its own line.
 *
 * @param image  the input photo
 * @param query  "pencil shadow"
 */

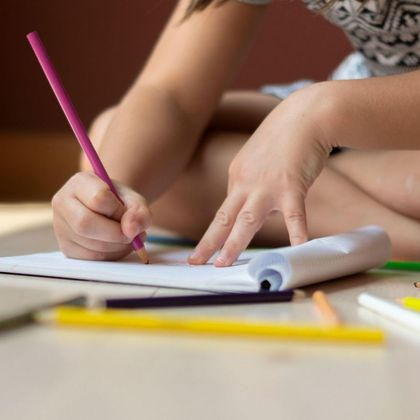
xmin=0 ymin=318 xmax=37 ymax=337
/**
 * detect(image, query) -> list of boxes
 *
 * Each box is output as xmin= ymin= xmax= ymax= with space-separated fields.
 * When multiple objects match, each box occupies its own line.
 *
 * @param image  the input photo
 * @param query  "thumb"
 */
xmin=118 ymin=188 xmax=152 ymax=240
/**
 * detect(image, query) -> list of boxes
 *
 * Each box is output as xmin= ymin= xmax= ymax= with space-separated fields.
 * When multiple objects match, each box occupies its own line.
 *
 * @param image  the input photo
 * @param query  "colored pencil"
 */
xmin=40 ymin=307 xmax=385 ymax=344
xmin=103 ymin=290 xmax=304 ymax=309
xmin=358 ymin=293 xmax=420 ymax=334
xmin=398 ymin=296 xmax=420 ymax=312
xmin=0 ymin=295 xmax=85 ymax=333
xmin=312 ymin=290 xmax=341 ymax=326
xmin=26 ymin=31 xmax=148 ymax=264
xmin=382 ymin=260 xmax=420 ymax=272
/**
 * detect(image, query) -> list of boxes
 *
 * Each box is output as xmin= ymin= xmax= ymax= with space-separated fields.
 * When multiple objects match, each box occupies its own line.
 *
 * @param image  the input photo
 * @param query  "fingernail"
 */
xmin=215 ymin=253 xmax=229 ymax=267
xmin=189 ymin=250 xmax=204 ymax=264
xmin=290 ymin=235 xmax=306 ymax=246
xmin=189 ymin=250 xmax=199 ymax=260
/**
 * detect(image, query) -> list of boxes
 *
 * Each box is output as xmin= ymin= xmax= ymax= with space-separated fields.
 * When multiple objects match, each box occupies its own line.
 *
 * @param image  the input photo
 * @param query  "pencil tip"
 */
xmin=293 ymin=289 xmax=306 ymax=299
xmin=136 ymin=248 xmax=150 ymax=264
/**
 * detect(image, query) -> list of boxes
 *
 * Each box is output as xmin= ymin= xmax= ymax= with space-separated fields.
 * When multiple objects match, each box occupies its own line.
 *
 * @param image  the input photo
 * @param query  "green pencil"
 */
xmin=381 ymin=260 xmax=420 ymax=272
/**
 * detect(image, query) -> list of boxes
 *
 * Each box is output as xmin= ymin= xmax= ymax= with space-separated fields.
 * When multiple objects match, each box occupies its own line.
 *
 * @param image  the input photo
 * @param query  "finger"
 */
xmin=188 ymin=191 xmax=245 ymax=265
xmin=59 ymin=238 xmax=131 ymax=261
xmin=120 ymin=205 xmax=152 ymax=239
xmin=281 ymin=191 xmax=308 ymax=246
xmin=115 ymin=183 xmax=152 ymax=238
xmin=59 ymin=195 xmax=129 ymax=243
xmin=69 ymin=172 xmax=126 ymax=220
xmin=55 ymin=214 xmax=132 ymax=254
xmin=215 ymin=194 xmax=271 ymax=267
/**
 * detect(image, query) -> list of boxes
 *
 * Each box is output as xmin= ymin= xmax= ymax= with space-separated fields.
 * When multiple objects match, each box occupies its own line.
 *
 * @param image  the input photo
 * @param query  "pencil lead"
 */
xmin=136 ymin=248 xmax=149 ymax=264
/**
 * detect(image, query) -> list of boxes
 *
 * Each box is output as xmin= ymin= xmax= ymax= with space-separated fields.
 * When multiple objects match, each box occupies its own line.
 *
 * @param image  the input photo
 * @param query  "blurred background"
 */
xmin=1 ymin=0 xmax=351 ymax=201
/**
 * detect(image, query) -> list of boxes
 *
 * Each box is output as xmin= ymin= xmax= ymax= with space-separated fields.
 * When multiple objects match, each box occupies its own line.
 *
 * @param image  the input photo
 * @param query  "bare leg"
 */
xmin=89 ymin=91 xmax=420 ymax=259
xmin=329 ymin=150 xmax=420 ymax=220
xmin=151 ymin=129 xmax=420 ymax=259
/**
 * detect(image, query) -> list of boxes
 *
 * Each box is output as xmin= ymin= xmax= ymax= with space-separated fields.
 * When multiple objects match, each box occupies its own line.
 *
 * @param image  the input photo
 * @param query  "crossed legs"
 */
xmin=90 ymin=90 xmax=420 ymax=260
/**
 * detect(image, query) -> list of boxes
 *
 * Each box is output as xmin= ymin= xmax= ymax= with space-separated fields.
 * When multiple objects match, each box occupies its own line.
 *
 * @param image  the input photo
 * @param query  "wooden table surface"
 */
xmin=0 ymin=204 xmax=419 ymax=420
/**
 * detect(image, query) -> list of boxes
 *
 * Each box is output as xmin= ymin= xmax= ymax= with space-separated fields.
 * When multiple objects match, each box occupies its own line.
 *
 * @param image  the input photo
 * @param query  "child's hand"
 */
xmin=52 ymin=172 xmax=152 ymax=260
xmin=189 ymin=83 xmax=335 ymax=266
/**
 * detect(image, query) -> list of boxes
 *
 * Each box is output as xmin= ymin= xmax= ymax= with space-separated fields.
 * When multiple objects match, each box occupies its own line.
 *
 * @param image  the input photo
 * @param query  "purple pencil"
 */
xmin=27 ymin=31 xmax=149 ymax=264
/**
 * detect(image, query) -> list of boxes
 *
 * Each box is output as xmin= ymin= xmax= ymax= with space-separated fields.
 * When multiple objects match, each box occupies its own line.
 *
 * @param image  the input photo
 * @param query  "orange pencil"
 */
xmin=312 ymin=290 xmax=341 ymax=326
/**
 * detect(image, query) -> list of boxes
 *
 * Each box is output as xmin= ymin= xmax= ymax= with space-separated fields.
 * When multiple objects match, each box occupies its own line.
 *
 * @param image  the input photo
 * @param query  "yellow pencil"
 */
xmin=39 ymin=307 xmax=385 ymax=345
xmin=312 ymin=290 xmax=342 ymax=326
xmin=398 ymin=296 xmax=420 ymax=312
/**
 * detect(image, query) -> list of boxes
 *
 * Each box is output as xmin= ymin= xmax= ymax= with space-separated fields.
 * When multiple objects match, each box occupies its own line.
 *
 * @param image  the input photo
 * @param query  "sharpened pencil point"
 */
xmin=292 ymin=289 xmax=306 ymax=299
xmin=136 ymin=247 xmax=149 ymax=264
xmin=312 ymin=290 xmax=341 ymax=327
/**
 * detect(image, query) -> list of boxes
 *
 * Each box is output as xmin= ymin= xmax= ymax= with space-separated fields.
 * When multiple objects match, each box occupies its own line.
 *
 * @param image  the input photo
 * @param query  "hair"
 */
xmin=184 ymin=0 xmax=228 ymax=19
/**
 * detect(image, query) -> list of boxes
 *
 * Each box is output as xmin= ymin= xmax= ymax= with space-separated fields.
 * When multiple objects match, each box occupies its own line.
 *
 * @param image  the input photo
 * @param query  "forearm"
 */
xmin=89 ymin=84 xmax=201 ymax=201
xmin=312 ymin=70 xmax=420 ymax=151
xmin=80 ymin=0 xmax=265 ymax=201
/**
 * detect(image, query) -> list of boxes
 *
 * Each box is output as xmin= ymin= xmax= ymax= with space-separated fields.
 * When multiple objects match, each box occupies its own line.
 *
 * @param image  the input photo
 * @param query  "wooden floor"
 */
xmin=0 ymin=202 xmax=52 ymax=235
xmin=0 ymin=204 xmax=419 ymax=419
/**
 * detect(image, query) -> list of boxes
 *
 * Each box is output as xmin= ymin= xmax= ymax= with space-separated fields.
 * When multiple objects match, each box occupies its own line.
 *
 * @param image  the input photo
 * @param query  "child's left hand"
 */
xmin=189 ymin=83 xmax=336 ymax=266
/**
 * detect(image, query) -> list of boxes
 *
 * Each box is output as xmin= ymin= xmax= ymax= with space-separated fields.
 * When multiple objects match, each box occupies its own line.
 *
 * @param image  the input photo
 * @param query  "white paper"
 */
xmin=0 ymin=226 xmax=391 ymax=292
xmin=248 ymin=225 xmax=391 ymax=291
xmin=0 ymin=245 xmax=259 ymax=292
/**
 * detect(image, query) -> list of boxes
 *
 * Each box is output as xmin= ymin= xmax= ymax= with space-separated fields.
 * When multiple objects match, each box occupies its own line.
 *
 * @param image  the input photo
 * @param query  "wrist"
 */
xmin=283 ymin=81 xmax=346 ymax=151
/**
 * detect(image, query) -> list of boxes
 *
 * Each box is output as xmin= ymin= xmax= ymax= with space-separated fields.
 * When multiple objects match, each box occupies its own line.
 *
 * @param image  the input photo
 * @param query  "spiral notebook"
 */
xmin=0 ymin=226 xmax=390 ymax=293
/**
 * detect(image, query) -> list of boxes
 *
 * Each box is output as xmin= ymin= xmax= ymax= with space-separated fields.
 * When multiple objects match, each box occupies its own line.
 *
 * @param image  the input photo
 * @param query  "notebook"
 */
xmin=0 ymin=226 xmax=390 ymax=293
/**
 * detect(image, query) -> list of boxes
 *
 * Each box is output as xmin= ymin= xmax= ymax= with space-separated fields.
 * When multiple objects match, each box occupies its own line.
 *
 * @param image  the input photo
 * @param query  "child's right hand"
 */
xmin=52 ymin=172 xmax=152 ymax=261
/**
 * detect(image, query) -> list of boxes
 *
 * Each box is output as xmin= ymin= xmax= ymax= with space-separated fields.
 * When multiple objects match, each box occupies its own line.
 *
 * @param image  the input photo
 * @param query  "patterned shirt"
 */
xmin=243 ymin=0 xmax=420 ymax=77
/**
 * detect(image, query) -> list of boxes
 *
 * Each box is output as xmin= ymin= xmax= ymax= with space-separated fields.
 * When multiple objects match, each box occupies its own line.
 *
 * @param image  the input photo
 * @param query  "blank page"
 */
xmin=0 ymin=244 xmax=260 ymax=293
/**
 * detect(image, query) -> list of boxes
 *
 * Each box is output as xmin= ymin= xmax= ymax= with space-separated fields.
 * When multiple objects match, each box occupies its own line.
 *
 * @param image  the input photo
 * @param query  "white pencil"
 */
xmin=358 ymin=293 xmax=420 ymax=334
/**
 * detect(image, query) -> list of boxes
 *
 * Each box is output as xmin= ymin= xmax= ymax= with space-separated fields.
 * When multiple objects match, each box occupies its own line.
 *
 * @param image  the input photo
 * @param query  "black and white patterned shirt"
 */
xmin=305 ymin=0 xmax=420 ymax=75
xmin=242 ymin=0 xmax=420 ymax=78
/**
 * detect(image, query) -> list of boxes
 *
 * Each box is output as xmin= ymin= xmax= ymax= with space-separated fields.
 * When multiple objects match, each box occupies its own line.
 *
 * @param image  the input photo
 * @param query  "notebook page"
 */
xmin=0 ymin=226 xmax=391 ymax=292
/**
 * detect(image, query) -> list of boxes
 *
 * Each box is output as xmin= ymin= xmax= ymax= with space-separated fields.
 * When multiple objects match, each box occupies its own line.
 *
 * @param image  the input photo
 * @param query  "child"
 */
xmin=52 ymin=0 xmax=420 ymax=265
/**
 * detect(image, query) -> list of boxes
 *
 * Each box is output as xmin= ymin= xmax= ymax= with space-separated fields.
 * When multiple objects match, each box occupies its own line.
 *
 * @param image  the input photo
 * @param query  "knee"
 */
xmin=390 ymin=230 xmax=420 ymax=261
xmin=402 ymin=172 xmax=420 ymax=215
xmin=209 ymin=90 xmax=280 ymax=132
xmin=392 ymin=243 xmax=420 ymax=261
xmin=80 ymin=107 xmax=116 ymax=170
xmin=88 ymin=107 xmax=116 ymax=142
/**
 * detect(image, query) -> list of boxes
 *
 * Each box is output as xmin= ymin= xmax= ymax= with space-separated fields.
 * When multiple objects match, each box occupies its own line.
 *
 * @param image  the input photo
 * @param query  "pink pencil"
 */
xmin=27 ymin=31 xmax=149 ymax=264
